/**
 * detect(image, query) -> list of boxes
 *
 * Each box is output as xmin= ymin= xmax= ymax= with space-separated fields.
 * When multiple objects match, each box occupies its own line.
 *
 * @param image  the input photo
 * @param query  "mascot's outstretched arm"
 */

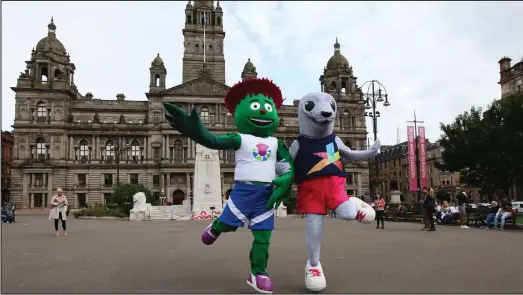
xmin=267 ymin=139 xmax=294 ymax=209
xmin=163 ymin=102 xmax=241 ymax=150
xmin=335 ymin=137 xmax=381 ymax=161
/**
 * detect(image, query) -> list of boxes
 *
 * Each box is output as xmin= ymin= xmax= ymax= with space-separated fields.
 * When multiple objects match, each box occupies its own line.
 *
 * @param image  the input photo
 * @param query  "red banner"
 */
xmin=418 ymin=126 xmax=428 ymax=190
xmin=407 ymin=126 xmax=417 ymax=192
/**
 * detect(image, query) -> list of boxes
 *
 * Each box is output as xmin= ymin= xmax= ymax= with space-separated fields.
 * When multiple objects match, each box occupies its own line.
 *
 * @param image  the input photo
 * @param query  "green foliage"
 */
xmin=438 ymin=92 xmax=523 ymax=196
xmin=73 ymin=203 xmax=126 ymax=218
xmin=108 ymin=183 xmax=154 ymax=215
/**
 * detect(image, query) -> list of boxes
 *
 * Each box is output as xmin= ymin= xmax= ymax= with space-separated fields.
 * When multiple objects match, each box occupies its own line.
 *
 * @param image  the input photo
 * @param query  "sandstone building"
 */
xmin=2 ymin=131 xmax=14 ymax=203
xmin=370 ymin=140 xmax=460 ymax=202
xmin=498 ymin=56 xmax=522 ymax=200
xmin=10 ymin=1 xmax=370 ymax=209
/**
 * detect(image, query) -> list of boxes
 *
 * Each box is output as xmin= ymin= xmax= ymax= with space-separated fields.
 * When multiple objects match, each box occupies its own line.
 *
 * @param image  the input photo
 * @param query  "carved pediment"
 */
xmin=21 ymin=159 xmax=55 ymax=168
xmin=161 ymin=76 xmax=230 ymax=97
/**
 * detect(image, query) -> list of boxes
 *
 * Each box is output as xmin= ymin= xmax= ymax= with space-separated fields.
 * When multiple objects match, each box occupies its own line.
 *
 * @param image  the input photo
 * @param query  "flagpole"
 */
xmin=203 ymin=13 xmax=206 ymax=63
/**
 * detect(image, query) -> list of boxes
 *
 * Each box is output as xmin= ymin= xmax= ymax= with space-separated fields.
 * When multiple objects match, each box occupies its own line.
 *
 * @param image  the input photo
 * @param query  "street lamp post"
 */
xmin=359 ymin=80 xmax=390 ymax=194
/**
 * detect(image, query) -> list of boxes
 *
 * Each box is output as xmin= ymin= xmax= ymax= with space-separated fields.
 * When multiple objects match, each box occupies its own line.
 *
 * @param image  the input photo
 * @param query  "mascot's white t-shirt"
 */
xmin=234 ymin=133 xmax=278 ymax=183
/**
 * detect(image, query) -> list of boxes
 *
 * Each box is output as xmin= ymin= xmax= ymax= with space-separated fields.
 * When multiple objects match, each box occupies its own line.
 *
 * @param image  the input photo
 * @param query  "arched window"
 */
xmin=155 ymin=74 xmax=160 ymax=87
xmin=226 ymin=149 xmax=235 ymax=163
xmin=130 ymin=140 xmax=140 ymax=160
xmin=217 ymin=16 xmax=221 ymax=26
xmin=79 ymin=140 xmax=89 ymax=158
xmin=37 ymin=102 xmax=47 ymax=118
xmin=330 ymin=81 xmax=336 ymax=90
xmin=105 ymin=140 xmax=115 ymax=158
xmin=341 ymin=81 xmax=347 ymax=94
xmin=173 ymin=140 xmax=183 ymax=162
xmin=200 ymin=107 xmax=210 ymax=124
xmin=36 ymin=138 xmax=46 ymax=159
xmin=195 ymin=44 xmax=200 ymax=53
xmin=40 ymin=66 xmax=48 ymax=83
xmin=209 ymin=44 xmax=213 ymax=52
xmin=343 ymin=110 xmax=350 ymax=129
xmin=187 ymin=14 xmax=192 ymax=24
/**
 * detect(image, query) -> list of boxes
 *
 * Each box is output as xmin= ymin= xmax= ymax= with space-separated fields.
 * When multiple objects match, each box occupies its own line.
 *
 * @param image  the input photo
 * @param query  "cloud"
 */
xmin=2 ymin=1 xmax=523 ymax=146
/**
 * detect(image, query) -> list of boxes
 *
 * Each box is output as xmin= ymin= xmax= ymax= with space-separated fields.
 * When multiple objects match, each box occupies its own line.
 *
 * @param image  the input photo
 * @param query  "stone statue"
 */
xmin=93 ymin=113 xmax=99 ymax=123
xmin=390 ymin=178 xmax=399 ymax=191
xmin=144 ymin=113 xmax=149 ymax=124
xmin=129 ymin=192 xmax=152 ymax=221
xmin=119 ymin=114 xmax=125 ymax=124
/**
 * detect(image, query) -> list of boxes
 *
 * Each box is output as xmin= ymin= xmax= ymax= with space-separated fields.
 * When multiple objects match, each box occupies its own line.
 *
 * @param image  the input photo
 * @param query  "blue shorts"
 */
xmin=219 ymin=181 xmax=275 ymax=230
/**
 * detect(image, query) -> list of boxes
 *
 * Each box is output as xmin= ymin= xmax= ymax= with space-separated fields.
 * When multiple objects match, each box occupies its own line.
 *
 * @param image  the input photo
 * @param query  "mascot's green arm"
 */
xmin=275 ymin=139 xmax=294 ymax=197
xmin=163 ymin=102 xmax=241 ymax=150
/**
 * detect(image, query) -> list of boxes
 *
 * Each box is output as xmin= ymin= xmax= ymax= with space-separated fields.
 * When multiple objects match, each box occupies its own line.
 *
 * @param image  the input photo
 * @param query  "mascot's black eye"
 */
xmin=330 ymin=100 xmax=336 ymax=111
xmin=304 ymin=101 xmax=315 ymax=112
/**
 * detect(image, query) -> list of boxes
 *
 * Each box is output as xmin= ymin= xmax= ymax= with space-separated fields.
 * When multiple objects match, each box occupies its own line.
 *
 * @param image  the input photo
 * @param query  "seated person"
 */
xmin=494 ymin=198 xmax=513 ymax=230
xmin=1 ymin=208 xmax=7 ymax=223
xmin=440 ymin=201 xmax=454 ymax=225
xmin=482 ymin=201 xmax=499 ymax=229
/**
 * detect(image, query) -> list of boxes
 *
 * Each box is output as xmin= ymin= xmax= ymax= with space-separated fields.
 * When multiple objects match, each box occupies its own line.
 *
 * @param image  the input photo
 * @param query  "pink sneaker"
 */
xmin=247 ymin=273 xmax=274 ymax=294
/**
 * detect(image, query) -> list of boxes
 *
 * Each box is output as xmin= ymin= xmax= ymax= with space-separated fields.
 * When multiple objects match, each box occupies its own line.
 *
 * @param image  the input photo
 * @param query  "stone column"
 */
xmin=30 ymin=193 xmax=34 ymax=208
xmin=186 ymin=173 xmax=191 ymax=199
xmin=23 ymin=173 xmax=29 ymax=207
xmin=356 ymin=173 xmax=362 ymax=197
xmin=47 ymin=174 xmax=53 ymax=204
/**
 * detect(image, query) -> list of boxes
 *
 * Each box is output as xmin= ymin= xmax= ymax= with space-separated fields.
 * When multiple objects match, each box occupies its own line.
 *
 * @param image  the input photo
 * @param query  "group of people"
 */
xmin=421 ymin=188 xmax=515 ymax=231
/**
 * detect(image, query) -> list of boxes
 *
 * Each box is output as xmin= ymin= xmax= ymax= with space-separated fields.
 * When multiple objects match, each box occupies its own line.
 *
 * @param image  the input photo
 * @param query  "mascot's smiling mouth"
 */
xmin=313 ymin=119 xmax=331 ymax=126
xmin=249 ymin=117 xmax=273 ymax=126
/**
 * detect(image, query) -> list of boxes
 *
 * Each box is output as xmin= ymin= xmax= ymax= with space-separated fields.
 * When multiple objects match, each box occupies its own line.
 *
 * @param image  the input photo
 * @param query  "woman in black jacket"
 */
xmin=424 ymin=188 xmax=436 ymax=231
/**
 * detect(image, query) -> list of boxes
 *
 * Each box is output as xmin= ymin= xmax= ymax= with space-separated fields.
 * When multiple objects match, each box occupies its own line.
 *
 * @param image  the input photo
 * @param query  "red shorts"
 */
xmin=296 ymin=176 xmax=347 ymax=215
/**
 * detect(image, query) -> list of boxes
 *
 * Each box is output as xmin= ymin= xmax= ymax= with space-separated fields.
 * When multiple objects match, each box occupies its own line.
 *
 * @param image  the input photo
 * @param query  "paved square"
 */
xmin=2 ymin=215 xmax=522 ymax=293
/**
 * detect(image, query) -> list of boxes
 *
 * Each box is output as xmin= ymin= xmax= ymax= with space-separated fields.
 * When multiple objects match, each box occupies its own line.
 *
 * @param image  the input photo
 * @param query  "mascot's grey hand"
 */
xmin=372 ymin=139 xmax=381 ymax=152
xmin=275 ymin=160 xmax=291 ymax=176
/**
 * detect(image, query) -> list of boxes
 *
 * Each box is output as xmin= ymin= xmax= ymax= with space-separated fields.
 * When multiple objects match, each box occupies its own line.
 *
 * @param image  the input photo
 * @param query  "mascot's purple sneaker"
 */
xmin=201 ymin=223 xmax=220 ymax=245
xmin=247 ymin=273 xmax=274 ymax=294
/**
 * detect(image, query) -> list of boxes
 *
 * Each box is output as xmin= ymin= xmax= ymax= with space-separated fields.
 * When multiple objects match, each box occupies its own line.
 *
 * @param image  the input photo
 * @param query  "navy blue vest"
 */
xmin=294 ymin=134 xmax=347 ymax=184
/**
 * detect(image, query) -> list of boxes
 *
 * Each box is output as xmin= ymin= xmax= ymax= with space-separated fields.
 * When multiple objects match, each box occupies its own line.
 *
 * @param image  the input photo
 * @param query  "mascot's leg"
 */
xmin=246 ymin=183 xmax=276 ymax=294
xmin=305 ymin=213 xmax=326 ymax=292
xmin=201 ymin=218 xmax=238 ymax=245
xmin=335 ymin=198 xmax=375 ymax=224
xmin=327 ymin=177 xmax=375 ymax=224
xmin=247 ymin=230 xmax=274 ymax=294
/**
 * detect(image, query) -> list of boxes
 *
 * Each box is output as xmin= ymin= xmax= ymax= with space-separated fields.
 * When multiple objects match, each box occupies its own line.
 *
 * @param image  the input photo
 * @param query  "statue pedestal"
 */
xmin=275 ymin=203 xmax=287 ymax=217
xmin=390 ymin=190 xmax=401 ymax=204
xmin=130 ymin=211 xmax=147 ymax=221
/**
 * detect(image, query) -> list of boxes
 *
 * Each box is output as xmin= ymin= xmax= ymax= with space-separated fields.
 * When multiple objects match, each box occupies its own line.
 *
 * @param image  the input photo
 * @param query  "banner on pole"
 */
xmin=407 ymin=126 xmax=417 ymax=192
xmin=418 ymin=126 xmax=428 ymax=190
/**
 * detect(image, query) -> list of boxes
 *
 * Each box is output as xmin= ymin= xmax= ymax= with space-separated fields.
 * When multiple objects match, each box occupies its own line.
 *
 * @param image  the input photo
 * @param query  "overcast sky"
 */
xmin=2 ymin=1 xmax=523 ymax=145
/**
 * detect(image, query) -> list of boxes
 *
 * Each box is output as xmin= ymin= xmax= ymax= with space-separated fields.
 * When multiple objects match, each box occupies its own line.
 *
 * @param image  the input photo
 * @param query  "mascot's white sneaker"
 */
xmin=305 ymin=260 xmax=326 ymax=292
xmin=349 ymin=197 xmax=375 ymax=224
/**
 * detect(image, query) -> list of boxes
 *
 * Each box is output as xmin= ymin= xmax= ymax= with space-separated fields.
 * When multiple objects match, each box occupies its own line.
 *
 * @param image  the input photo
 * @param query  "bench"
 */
xmin=385 ymin=207 xmax=398 ymax=222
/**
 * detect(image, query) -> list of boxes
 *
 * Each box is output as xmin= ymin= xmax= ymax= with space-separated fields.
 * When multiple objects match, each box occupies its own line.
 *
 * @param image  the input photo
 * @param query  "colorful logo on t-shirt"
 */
xmin=252 ymin=143 xmax=272 ymax=162
xmin=307 ymin=142 xmax=343 ymax=175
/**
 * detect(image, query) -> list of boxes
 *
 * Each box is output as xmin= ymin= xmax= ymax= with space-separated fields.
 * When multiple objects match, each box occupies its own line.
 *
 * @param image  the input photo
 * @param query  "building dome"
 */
xmin=152 ymin=53 xmax=164 ymax=66
xmin=35 ymin=17 xmax=67 ymax=55
xmin=243 ymin=58 xmax=256 ymax=72
xmin=326 ymin=37 xmax=349 ymax=69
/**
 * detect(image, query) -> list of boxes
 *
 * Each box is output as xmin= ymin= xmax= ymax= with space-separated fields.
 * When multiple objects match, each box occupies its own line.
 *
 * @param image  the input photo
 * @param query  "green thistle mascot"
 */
xmin=163 ymin=78 xmax=293 ymax=293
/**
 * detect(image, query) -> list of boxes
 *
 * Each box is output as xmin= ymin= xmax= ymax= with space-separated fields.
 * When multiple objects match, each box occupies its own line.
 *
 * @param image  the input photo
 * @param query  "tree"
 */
xmin=437 ymin=92 xmax=523 ymax=197
xmin=109 ymin=183 xmax=154 ymax=215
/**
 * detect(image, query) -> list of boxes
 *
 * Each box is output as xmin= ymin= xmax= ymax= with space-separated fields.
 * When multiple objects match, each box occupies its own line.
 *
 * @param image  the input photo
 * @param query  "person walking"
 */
xmin=424 ymin=188 xmax=436 ymax=231
xmin=421 ymin=187 xmax=430 ymax=231
xmin=374 ymin=194 xmax=385 ymax=229
xmin=49 ymin=188 xmax=69 ymax=236
xmin=456 ymin=189 xmax=470 ymax=229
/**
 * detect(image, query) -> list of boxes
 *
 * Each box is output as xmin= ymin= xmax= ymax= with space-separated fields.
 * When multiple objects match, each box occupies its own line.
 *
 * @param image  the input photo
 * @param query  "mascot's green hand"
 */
xmin=266 ymin=173 xmax=293 ymax=209
xmin=163 ymin=102 xmax=201 ymax=136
